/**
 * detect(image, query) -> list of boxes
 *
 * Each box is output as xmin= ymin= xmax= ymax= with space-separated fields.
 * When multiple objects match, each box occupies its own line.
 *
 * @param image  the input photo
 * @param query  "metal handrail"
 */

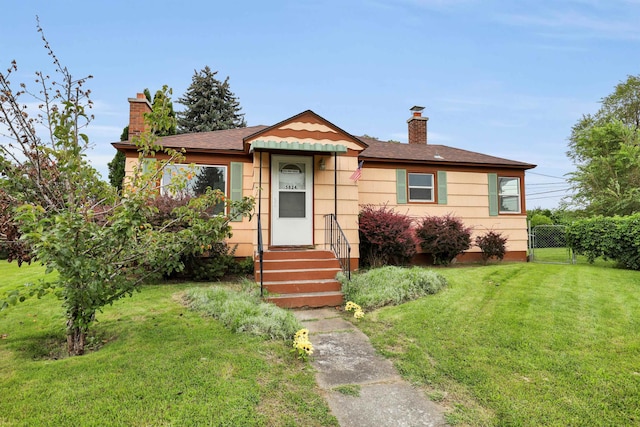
xmin=324 ymin=214 xmax=351 ymax=280
xmin=257 ymin=215 xmax=264 ymax=296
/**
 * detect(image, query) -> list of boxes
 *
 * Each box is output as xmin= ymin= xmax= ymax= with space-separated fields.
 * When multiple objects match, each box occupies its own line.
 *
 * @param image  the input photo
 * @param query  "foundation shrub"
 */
xmin=416 ymin=214 xmax=472 ymax=265
xmin=475 ymin=231 xmax=508 ymax=264
xmin=358 ymin=204 xmax=417 ymax=268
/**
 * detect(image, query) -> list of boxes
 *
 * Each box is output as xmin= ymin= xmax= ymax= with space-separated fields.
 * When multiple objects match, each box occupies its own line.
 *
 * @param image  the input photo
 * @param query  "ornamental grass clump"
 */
xmin=339 ymin=266 xmax=448 ymax=310
xmin=184 ymin=286 xmax=301 ymax=340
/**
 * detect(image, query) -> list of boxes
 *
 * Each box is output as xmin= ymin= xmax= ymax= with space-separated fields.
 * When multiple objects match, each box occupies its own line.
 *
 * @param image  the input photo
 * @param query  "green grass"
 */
xmin=530 ymin=247 xmax=619 ymax=267
xmin=0 ymin=261 xmax=338 ymax=426
xmin=332 ymin=384 xmax=361 ymax=397
xmin=356 ymin=262 xmax=640 ymax=426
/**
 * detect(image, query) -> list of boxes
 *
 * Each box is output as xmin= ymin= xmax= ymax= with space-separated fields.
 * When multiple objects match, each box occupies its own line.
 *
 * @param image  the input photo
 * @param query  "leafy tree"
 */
xmin=0 ymin=26 xmax=254 ymax=356
xmin=107 ymin=150 xmax=126 ymax=189
xmin=177 ymin=66 xmax=246 ymax=133
xmin=107 ymin=89 xmax=176 ymax=190
xmin=567 ymin=75 xmax=640 ymax=216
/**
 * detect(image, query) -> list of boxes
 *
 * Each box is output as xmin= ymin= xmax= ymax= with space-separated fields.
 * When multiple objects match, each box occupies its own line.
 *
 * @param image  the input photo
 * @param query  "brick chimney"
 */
xmin=407 ymin=105 xmax=428 ymax=144
xmin=128 ymin=93 xmax=152 ymax=138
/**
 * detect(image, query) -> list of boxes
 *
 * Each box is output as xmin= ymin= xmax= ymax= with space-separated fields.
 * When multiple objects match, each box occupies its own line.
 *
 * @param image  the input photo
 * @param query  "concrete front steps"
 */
xmin=255 ymin=249 xmax=344 ymax=308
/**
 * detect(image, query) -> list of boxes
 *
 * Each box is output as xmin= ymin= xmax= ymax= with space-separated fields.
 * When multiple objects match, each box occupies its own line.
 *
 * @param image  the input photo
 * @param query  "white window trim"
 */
xmin=408 ymin=172 xmax=435 ymax=203
xmin=498 ymin=176 xmax=521 ymax=214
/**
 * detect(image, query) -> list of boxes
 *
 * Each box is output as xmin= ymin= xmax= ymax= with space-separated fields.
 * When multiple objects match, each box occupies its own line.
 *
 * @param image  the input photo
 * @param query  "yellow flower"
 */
xmin=295 ymin=329 xmax=309 ymax=339
xmin=354 ymin=310 xmax=365 ymax=319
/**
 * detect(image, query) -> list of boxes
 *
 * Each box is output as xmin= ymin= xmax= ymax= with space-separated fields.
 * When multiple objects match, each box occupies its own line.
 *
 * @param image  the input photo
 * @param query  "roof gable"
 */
xmin=243 ymin=110 xmax=367 ymax=152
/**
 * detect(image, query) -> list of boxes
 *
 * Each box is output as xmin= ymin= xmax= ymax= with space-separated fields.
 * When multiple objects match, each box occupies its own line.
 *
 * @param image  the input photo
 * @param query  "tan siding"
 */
xmin=358 ymin=166 xmax=528 ymax=254
xmin=313 ymin=154 xmax=360 ymax=258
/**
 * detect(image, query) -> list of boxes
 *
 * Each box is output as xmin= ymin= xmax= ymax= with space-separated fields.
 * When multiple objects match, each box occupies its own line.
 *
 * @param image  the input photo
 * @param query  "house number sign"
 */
xmin=279 ymin=163 xmax=305 ymax=190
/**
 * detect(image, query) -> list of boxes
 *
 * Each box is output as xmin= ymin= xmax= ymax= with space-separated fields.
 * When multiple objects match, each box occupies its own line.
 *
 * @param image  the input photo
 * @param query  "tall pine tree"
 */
xmin=177 ymin=66 xmax=246 ymax=133
xmin=108 ymin=89 xmax=176 ymax=190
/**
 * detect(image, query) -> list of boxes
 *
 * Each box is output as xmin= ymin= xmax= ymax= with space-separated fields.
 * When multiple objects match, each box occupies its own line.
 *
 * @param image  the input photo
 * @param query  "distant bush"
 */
xmin=338 ymin=266 xmax=448 ymax=310
xmin=415 ymin=214 xmax=472 ymax=265
xmin=530 ymin=213 xmax=553 ymax=228
xmin=567 ymin=214 xmax=640 ymax=270
xmin=475 ymin=231 xmax=508 ymax=264
xmin=184 ymin=284 xmax=301 ymax=340
xmin=358 ymin=205 xmax=417 ymax=268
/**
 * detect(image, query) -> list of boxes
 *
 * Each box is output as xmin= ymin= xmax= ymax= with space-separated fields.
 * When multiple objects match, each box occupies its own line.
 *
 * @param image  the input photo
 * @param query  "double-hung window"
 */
xmin=408 ymin=173 xmax=434 ymax=202
xmin=498 ymin=177 xmax=521 ymax=213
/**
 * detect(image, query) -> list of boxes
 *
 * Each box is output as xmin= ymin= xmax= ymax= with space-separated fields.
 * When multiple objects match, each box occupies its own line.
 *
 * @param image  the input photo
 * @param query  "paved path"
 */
xmin=294 ymin=308 xmax=448 ymax=427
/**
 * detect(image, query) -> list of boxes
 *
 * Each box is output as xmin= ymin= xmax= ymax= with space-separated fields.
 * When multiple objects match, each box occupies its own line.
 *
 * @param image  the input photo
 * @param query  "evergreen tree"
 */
xmin=108 ymin=89 xmax=176 ymax=190
xmin=177 ymin=66 xmax=246 ymax=133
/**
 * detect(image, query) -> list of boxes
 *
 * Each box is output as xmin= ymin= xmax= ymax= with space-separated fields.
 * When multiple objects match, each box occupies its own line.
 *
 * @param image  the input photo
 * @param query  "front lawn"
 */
xmin=0 ymin=261 xmax=337 ymax=426
xmin=357 ymin=262 xmax=640 ymax=426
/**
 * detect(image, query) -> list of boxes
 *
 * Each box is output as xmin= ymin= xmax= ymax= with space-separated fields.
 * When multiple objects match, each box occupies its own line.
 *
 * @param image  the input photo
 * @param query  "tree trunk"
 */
xmin=66 ymin=319 xmax=86 ymax=356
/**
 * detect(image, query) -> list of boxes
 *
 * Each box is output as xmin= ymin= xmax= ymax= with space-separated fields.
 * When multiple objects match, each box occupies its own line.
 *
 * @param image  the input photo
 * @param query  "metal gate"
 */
xmin=528 ymin=224 xmax=575 ymax=264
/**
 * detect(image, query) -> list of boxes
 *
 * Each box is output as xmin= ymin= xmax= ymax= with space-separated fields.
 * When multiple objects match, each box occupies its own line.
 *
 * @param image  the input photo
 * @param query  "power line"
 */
xmin=527 ymin=188 xmax=572 ymax=196
xmin=526 ymin=182 xmax=568 ymax=186
xmin=527 ymin=171 xmax=568 ymax=180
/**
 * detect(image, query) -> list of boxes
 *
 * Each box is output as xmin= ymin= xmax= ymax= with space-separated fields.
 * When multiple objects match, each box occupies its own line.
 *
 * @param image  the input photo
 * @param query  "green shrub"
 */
xmin=358 ymin=204 xmax=417 ymax=267
xmin=567 ymin=213 xmax=640 ymax=270
xmin=338 ymin=266 xmax=448 ymax=310
xmin=184 ymin=284 xmax=301 ymax=340
xmin=415 ymin=214 xmax=471 ymax=265
xmin=475 ymin=231 xmax=508 ymax=263
xmin=230 ymin=256 xmax=255 ymax=276
xmin=530 ymin=213 xmax=553 ymax=228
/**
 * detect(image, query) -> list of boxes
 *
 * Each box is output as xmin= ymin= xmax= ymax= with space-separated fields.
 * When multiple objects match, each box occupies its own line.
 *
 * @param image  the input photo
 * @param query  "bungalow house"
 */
xmin=113 ymin=94 xmax=535 ymax=307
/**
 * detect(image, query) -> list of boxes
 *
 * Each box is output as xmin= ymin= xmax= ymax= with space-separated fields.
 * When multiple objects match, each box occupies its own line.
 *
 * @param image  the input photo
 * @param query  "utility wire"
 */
xmin=527 ymin=171 xmax=568 ymax=180
xmin=527 ymin=188 xmax=572 ymax=196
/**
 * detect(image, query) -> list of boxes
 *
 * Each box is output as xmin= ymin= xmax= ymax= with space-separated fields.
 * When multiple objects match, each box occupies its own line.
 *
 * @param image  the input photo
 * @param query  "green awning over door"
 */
xmin=249 ymin=140 xmax=348 ymax=154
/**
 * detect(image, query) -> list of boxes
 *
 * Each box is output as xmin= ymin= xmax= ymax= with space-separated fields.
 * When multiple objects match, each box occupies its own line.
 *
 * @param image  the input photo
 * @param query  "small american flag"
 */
xmin=350 ymin=160 xmax=363 ymax=181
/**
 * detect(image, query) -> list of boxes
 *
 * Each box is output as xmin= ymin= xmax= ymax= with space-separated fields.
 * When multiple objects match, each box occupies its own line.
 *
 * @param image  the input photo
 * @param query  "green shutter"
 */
xmin=437 ymin=171 xmax=447 ymax=204
xmin=488 ymin=173 xmax=498 ymax=216
xmin=230 ymin=162 xmax=244 ymax=222
xmin=396 ymin=169 xmax=407 ymax=204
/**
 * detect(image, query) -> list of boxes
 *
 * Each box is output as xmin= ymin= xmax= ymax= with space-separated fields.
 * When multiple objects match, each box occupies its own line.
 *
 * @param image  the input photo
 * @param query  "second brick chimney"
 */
xmin=128 ymin=93 xmax=152 ymax=138
xmin=407 ymin=105 xmax=428 ymax=144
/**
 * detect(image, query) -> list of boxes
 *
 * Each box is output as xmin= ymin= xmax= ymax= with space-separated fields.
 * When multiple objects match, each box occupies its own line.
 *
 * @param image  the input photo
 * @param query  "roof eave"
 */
xmin=359 ymin=155 xmax=536 ymax=170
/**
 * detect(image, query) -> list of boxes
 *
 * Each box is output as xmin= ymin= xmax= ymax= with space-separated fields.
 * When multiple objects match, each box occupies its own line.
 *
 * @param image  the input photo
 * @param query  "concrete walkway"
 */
xmin=294 ymin=308 xmax=448 ymax=427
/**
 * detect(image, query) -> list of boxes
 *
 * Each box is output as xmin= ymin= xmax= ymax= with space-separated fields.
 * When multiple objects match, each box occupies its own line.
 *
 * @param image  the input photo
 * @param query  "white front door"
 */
xmin=271 ymin=155 xmax=313 ymax=246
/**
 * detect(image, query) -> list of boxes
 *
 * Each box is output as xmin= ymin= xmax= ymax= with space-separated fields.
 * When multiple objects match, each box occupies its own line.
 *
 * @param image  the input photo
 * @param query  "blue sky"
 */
xmin=2 ymin=0 xmax=639 ymax=209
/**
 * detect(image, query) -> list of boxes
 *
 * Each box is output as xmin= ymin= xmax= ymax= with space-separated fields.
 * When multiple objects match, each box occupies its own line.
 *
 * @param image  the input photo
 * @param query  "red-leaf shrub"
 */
xmin=416 ymin=214 xmax=471 ymax=265
xmin=475 ymin=231 xmax=508 ymax=264
xmin=358 ymin=205 xmax=417 ymax=267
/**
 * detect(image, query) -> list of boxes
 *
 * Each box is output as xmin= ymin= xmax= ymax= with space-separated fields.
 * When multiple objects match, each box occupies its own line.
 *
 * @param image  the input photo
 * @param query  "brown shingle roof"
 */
xmin=114 ymin=125 xmax=268 ymax=152
xmin=113 ymin=120 xmax=534 ymax=170
xmin=358 ymin=136 xmax=535 ymax=169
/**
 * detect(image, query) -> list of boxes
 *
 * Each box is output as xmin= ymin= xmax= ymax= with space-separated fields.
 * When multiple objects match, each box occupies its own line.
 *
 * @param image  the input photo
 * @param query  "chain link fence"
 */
xmin=528 ymin=224 xmax=576 ymax=264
